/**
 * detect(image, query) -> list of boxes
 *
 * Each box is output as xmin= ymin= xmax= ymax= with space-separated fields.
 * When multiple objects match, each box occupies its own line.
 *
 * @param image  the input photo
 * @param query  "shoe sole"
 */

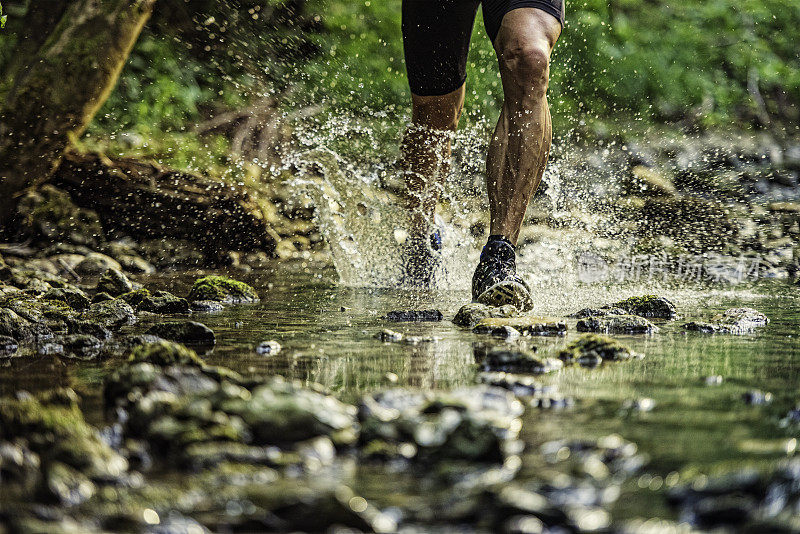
xmin=475 ymin=280 xmax=534 ymax=311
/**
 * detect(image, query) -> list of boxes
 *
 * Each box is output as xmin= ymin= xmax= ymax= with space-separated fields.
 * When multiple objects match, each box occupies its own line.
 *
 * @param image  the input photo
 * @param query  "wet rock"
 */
xmin=666 ymin=460 xmax=800 ymax=530
xmin=0 ymin=440 xmax=40 ymax=492
xmin=607 ymin=295 xmax=677 ymax=319
xmin=38 ymin=342 xmax=64 ymax=355
xmin=146 ymin=321 xmax=216 ymax=345
xmin=384 ymin=309 xmax=443 ymax=322
xmin=529 ymin=396 xmax=575 ymax=409
xmin=481 ymin=347 xmax=563 ymax=375
xmin=0 ymin=308 xmax=38 ymax=341
xmin=129 ymin=340 xmax=207 ymax=368
xmin=577 ymin=315 xmax=659 ymax=334
xmin=473 ymin=324 xmax=521 ymax=339
xmin=683 ymin=321 xmax=719 ymax=333
xmin=41 ymin=287 xmax=91 ymax=311
xmin=121 ymin=288 xmax=190 ymax=314
xmin=91 ymin=291 xmax=114 ymax=303
xmin=684 ymin=307 xmax=769 ymax=334
xmin=558 ymin=334 xmax=642 ymax=363
xmin=58 ymin=334 xmax=103 ymax=353
xmin=67 ymin=319 xmax=112 ymax=340
xmin=359 ymin=386 xmax=523 ymax=464
xmin=191 ymin=300 xmax=225 ymax=312
xmin=222 ymin=378 xmax=358 ymax=446
xmin=474 ymin=316 xmax=567 ymax=337
xmin=376 ymin=329 xmax=403 ymax=342
xmin=0 ymin=335 xmax=18 ymax=355
xmin=187 ymin=275 xmax=259 ymax=303
xmin=570 ymin=307 xmax=627 ymax=319
xmin=742 ymin=390 xmax=773 ymax=405
xmin=74 ymin=253 xmax=121 ymax=276
xmin=83 ymin=299 xmax=136 ymax=329
xmin=256 ymin=340 xmax=281 ymax=355
xmin=0 ymin=389 xmax=128 ymax=486
xmin=453 ymin=303 xmax=518 ymax=328
xmin=95 ymin=267 xmax=133 ymax=296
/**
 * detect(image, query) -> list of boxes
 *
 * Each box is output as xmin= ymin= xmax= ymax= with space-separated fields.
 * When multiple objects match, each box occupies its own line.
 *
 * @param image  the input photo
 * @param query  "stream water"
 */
xmin=5 ymin=262 xmax=794 ymax=530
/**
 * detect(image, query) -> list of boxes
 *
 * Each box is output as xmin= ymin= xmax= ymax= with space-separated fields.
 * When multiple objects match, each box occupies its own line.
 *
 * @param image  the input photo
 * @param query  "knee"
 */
xmin=499 ymin=43 xmax=550 ymax=99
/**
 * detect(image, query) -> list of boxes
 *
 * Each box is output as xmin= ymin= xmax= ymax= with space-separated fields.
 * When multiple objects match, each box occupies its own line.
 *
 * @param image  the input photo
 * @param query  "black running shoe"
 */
xmin=471 ymin=239 xmax=533 ymax=311
xmin=399 ymin=228 xmax=443 ymax=288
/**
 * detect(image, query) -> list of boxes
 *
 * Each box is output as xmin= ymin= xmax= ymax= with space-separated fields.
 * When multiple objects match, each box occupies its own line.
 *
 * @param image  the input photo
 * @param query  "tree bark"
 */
xmin=0 ymin=0 xmax=156 ymax=224
xmin=50 ymin=152 xmax=278 ymax=254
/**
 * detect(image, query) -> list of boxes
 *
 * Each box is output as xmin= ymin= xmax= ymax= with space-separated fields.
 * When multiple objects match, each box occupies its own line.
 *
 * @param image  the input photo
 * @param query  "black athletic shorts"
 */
xmin=402 ymin=0 xmax=565 ymax=96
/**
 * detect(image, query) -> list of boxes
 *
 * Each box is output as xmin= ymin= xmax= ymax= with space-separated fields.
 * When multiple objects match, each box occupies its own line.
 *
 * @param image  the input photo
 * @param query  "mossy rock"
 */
xmin=95 ymin=268 xmax=133 ymax=296
xmin=82 ymin=299 xmax=136 ymax=329
xmin=576 ymin=314 xmax=659 ymax=334
xmin=609 ymin=295 xmax=677 ymax=319
xmin=146 ymin=321 xmax=215 ymax=345
xmin=41 ymin=287 xmax=91 ymax=311
xmin=128 ymin=340 xmax=205 ymax=367
xmin=187 ymin=275 xmax=259 ymax=303
xmin=558 ymin=333 xmax=641 ymax=363
xmin=480 ymin=347 xmax=563 ymax=374
xmin=121 ymin=289 xmax=189 ymax=314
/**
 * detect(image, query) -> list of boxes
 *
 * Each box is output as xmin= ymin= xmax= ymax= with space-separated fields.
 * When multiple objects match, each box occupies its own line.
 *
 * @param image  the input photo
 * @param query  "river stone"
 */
xmin=384 ymin=309 xmax=443 ymax=322
xmin=0 ymin=308 xmax=46 ymax=341
xmin=74 ymin=253 xmax=121 ymax=276
xmin=474 ymin=324 xmax=521 ymax=339
xmin=116 ymin=254 xmax=155 ymax=274
xmin=0 ymin=389 xmax=128 ymax=483
xmin=91 ymin=291 xmax=114 ymax=303
xmin=576 ymin=314 xmax=659 ymax=334
xmin=83 ymin=299 xmax=136 ymax=329
xmin=570 ymin=307 xmax=627 ymax=319
xmin=121 ymin=288 xmax=190 ymax=314
xmin=481 ymin=347 xmax=563 ymax=374
xmin=714 ymin=307 xmax=769 ymax=333
xmin=44 ymin=462 xmax=96 ymax=506
xmin=478 ymin=372 xmax=547 ymax=397
xmin=359 ymin=385 xmax=523 ymax=464
xmin=95 ymin=268 xmax=133 ymax=296
xmin=146 ymin=321 xmax=216 ymax=345
xmin=42 ymin=287 xmax=91 ymax=310
xmin=474 ymin=316 xmax=567 ymax=336
xmin=608 ymin=295 xmax=677 ymax=319
xmin=558 ymin=333 xmax=641 ymax=363
xmin=187 ymin=275 xmax=259 ymax=303
xmin=453 ymin=303 xmax=518 ymax=328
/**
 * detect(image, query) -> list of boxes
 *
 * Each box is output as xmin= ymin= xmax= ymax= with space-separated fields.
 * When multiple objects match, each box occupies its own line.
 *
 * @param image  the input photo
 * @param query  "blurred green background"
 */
xmin=1 ymin=0 xmax=798 ymax=172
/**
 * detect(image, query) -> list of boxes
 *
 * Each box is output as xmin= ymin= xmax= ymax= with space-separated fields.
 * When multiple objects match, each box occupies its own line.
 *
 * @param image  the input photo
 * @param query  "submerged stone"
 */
xmin=576 ymin=314 xmax=659 ymax=334
xmin=558 ymin=333 xmax=641 ymax=363
xmin=474 ymin=316 xmax=567 ymax=336
xmin=58 ymin=334 xmax=103 ymax=352
xmin=453 ymin=303 xmax=518 ymax=328
xmin=384 ymin=309 xmax=443 ymax=322
xmin=147 ymin=321 xmax=216 ymax=345
xmin=478 ymin=372 xmax=547 ymax=397
xmin=570 ymin=307 xmax=626 ymax=319
xmin=95 ymin=267 xmax=133 ymax=296
xmin=187 ymin=275 xmax=259 ymax=303
xmin=481 ymin=347 xmax=563 ymax=375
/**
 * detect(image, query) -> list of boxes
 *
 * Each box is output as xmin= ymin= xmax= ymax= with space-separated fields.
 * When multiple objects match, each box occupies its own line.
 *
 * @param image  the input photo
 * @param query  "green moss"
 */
xmin=187 ymin=275 xmax=259 ymax=303
xmin=128 ymin=340 xmax=205 ymax=367
xmin=119 ymin=288 xmax=150 ymax=307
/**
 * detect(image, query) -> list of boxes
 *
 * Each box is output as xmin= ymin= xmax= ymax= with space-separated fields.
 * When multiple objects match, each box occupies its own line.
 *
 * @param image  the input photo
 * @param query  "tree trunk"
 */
xmin=0 ymin=0 xmax=156 ymax=224
xmin=50 ymin=152 xmax=278 ymax=254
